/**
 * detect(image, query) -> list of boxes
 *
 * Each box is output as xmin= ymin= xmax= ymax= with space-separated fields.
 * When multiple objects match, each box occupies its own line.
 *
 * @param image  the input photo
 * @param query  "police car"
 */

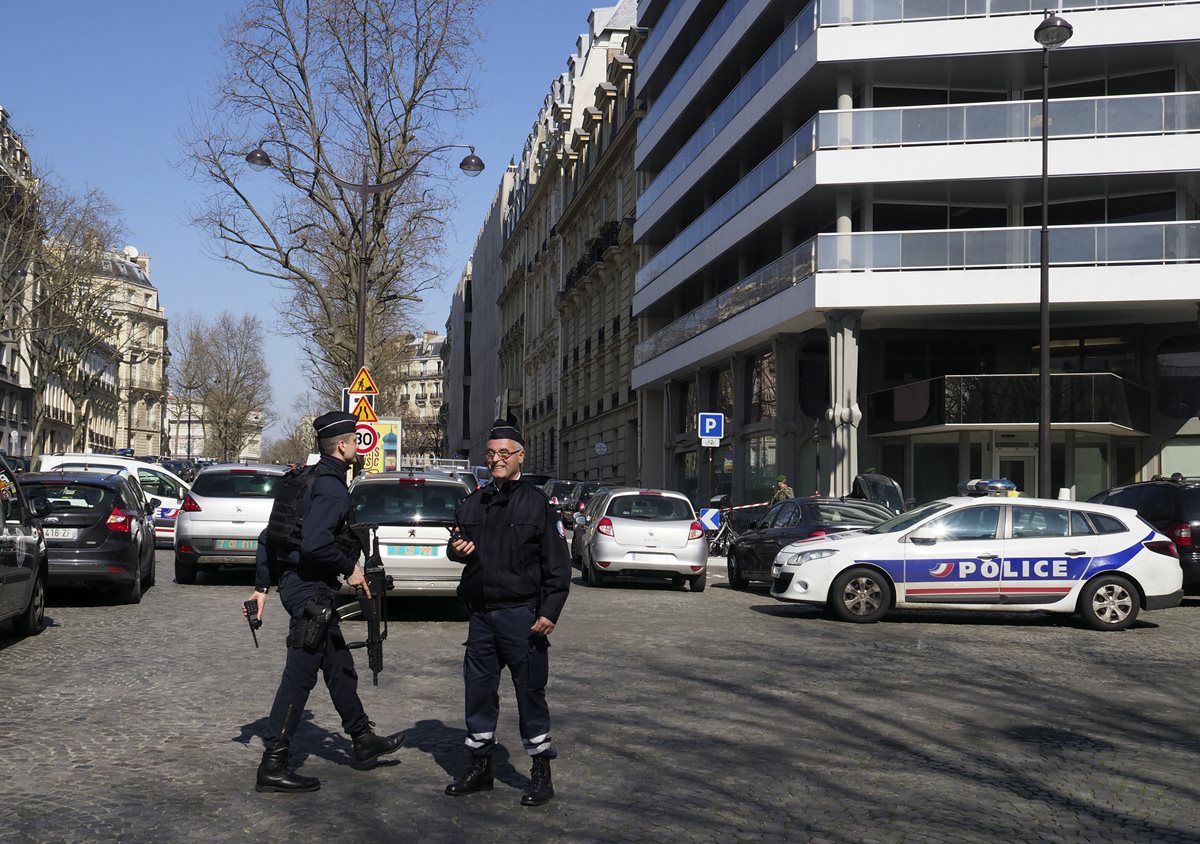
xmin=770 ymin=481 xmax=1183 ymax=630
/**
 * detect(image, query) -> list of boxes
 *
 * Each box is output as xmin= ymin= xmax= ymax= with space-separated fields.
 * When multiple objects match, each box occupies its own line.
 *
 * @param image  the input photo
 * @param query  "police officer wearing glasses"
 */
xmin=445 ymin=419 xmax=571 ymax=806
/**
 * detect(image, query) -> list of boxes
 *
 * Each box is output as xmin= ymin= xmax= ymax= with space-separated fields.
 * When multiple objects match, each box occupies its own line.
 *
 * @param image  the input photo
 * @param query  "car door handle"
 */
xmin=1064 ymin=549 xmax=1087 ymax=557
xmin=978 ymin=553 xmax=999 ymax=561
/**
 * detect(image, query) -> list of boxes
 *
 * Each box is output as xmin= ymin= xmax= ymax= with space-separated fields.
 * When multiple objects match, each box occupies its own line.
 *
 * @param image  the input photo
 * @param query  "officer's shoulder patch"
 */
xmin=557 ymin=520 xmax=565 ymax=538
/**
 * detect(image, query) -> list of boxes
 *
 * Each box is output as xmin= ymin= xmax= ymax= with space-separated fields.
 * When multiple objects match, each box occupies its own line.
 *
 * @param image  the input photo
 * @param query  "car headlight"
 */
xmin=783 ymin=548 xmax=838 ymax=567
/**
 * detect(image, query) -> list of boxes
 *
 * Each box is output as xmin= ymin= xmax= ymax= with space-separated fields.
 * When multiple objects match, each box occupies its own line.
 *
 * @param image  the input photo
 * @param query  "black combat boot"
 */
xmin=445 ymin=756 xmax=494 ymax=796
xmin=352 ymin=728 xmax=406 ymax=768
xmin=520 ymin=754 xmax=554 ymax=806
xmin=255 ymin=747 xmax=320 ymax=793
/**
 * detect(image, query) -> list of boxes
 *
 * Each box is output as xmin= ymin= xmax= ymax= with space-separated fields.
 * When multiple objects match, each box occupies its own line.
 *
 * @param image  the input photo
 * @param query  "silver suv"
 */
xmin=174 ymin=463 xmax=287 ymax=584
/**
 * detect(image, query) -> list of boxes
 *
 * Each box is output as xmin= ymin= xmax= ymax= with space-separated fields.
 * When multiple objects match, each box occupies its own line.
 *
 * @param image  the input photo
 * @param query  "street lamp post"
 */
xmin=1034 ymin=11 xmax=1073 ymax=499
xmin=245 ymin=144 xmax=484 ymax=373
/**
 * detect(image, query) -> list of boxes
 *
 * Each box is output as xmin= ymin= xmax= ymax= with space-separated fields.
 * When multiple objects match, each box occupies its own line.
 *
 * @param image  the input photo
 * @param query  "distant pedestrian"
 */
xmin=771 ymin=474 xmax=795 ymax=503
xmin=243 ymin=411 xmax=405 ymax=793
xmin=444 ymin=419 xmax=571 ymax=806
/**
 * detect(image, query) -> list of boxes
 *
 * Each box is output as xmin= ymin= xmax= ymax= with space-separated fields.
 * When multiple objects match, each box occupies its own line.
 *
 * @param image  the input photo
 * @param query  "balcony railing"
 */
xmin=865 ymin=374 xmax=1151 ymax=435
xmin=638 ymin=0 xmax=689 ymax=79
xmin=639 ymin=1 xmax=817 ymax=214
xmin=639 ymin=0 xmax=755 ymax=142
xmin=635 ymin=239 xmax=817 ymax=366
xmin=817 ymin=220 xmax=1200 ymax=271
xmin=636 ymin=92 xmax=1200 ymax=293
xmin=816 ymin=90 xmax=1200 ymax=148
xmin=637 ymin=118 xmax=819 ymax=292
xmin=819 ymin=0 xmax=1198 ymax=27
xmin=635 ymin=220 xmax=1200 ymax=367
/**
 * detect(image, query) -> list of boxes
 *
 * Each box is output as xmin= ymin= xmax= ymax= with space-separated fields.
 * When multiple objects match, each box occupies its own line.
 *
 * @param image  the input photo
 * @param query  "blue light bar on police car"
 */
xmin=957 ymin=478 xmax=1019 ymax=497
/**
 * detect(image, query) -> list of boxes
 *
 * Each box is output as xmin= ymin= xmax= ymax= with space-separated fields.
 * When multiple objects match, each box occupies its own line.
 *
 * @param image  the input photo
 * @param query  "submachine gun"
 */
xmin=344 ymin=523 xmax=395 ymax=685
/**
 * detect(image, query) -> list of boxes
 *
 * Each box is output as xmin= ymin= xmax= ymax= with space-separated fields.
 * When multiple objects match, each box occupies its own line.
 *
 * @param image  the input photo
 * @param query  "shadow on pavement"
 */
xmin=233 ymin=711 xmax=400 ymax=770
xmin=403 ymin=718 xmax=526 ymax=789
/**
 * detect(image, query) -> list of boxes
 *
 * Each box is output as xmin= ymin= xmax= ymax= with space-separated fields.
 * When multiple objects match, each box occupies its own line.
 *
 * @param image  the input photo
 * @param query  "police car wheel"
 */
xmin=1078 ymin=575 xmax=1139 ymax=631
xmin=727 ymin=552 xmax=748 ymax=590
xmin=690 ymin=568 xmax=707 ymax=592
xmin=829 ymin=567 xmax=891 ymax=623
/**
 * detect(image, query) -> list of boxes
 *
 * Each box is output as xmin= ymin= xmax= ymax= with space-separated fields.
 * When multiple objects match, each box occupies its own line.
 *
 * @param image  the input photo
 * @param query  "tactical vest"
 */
xmin=264 ymin=463 xmax=338 ymax=553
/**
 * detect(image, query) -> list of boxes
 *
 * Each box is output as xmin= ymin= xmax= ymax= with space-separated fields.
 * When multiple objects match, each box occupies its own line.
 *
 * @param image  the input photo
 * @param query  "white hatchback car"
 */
xmin=347 ymin=472 xmax=471 ymax=596
xmin=770 ymin=495 xmax=1183 ymax=630
xmin=173 ymin=463 xmax=286 ymax=584
xmin=574 ymin=487 xmax=709 ymax=591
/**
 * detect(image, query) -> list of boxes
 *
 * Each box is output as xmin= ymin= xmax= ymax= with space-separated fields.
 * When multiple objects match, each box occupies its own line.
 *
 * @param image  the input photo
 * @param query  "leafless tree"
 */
xmin=166 ymin=313 xmax=209 ymax=459
xmin=0 ymin=176 xmax=137 ymax=456
xmin=261 ymin=392 xmax=321 ymax=465
xmin=184 ymin=312 xmax=274 ymax=462
xmin=184 ymin=0 xmax=481 ymax=401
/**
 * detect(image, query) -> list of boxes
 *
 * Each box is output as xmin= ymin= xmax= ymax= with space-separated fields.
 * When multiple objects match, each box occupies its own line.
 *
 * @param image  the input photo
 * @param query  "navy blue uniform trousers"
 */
xmin=463 ymin=605 xmax=556 ymax=759
xmin=263 ymin=571 xmax=369 ymax=750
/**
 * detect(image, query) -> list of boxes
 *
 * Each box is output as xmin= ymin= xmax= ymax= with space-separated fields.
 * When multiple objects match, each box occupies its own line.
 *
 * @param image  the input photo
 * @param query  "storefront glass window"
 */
xmin=744 ymin=434 xmax=777 ymax=503
xmin=1156 ymin=336 xmax=1200 ymax=418
xmin=1074 ymin=436 xmax=1109 ymax=502
xmin=674 ymin=450 xmax=698 ymax=503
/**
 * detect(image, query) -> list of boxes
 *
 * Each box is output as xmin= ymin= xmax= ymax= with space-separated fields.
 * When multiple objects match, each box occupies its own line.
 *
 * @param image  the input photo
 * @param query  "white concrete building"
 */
xmin=633 ymin=0 xmax=1200 ymax=504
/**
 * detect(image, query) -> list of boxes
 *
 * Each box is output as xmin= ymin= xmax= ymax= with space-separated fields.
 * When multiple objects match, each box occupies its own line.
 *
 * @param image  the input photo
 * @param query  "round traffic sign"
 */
xmin=355 ymin=423 xmax=378 ymax=455
xmin=594 ymin=441 xmax=608 ymax=457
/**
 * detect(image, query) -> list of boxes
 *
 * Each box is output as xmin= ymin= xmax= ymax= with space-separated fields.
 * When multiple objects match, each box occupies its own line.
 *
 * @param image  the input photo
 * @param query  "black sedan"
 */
xmin=21 ymin=471 xmax=159 ymax=604
xmin=726 ymin=497 xmax=893 ymax=588
xmin=0 ymin=457 xmax=50 ymax=636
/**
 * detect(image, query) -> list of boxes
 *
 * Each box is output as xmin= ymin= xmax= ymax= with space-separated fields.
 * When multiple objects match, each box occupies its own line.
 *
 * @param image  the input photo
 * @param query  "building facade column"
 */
xmin=773 ymin=335 xmax=802 ymax=495
xmin=826 ymin=311 xmax=863 ymax=497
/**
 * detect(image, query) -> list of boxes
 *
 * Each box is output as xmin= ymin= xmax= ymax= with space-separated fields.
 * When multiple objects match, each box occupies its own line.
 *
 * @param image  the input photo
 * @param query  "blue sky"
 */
xmin=4 ymin=0 xmax=607 ymax=439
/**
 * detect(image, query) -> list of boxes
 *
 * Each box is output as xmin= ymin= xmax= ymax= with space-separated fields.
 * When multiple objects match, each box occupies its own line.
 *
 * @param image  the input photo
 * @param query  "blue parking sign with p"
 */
xmin=698 ymin=412 xmax=724 ymax=439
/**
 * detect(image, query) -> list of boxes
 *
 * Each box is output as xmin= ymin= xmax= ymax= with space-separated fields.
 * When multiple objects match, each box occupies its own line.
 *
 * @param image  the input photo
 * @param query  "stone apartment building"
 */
xmin=108 ymin=248 xmax=168 ymax=457
xmin=497 ymin=0 xmax=639 ymax=480
xmin=557 ymin=37 xmax=640 ymax=485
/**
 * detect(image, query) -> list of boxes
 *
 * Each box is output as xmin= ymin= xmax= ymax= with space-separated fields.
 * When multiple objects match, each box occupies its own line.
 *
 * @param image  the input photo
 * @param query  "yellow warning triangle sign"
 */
xmin=351 ymin=396 xmax=379 ymax=423
xmin=349 ymin=366 xmax=379 ymax=395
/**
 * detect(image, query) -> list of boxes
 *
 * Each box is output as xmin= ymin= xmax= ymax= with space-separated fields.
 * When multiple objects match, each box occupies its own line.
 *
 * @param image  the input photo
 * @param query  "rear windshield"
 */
xmin=606 ymin=494 xmax=694 ymax=521
xmin=351 ymin=481 xmax=468 ymax=526
xmin=546 ymin=482 xmax=574 ymax=498
xmin=191 ymin=471 xmax=282 ymax=498
xmin=24 ymin=482 xmax=116 ymax=513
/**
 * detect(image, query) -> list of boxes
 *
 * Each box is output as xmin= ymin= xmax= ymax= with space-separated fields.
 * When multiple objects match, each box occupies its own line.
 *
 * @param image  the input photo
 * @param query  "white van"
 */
xmin=32 ymin=454 xmax=190 ymax=546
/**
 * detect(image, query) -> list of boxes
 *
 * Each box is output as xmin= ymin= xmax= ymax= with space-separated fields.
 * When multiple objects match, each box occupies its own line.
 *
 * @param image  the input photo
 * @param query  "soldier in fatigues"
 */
xmin=445 ymin=420 xmax=571 ymax=806
xmin=243 ymin=411 xmax=405 ymax=793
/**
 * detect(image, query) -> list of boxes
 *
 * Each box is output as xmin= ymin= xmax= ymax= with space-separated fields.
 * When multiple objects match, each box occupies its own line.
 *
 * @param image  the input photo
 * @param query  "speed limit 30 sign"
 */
xmin=355 ymin=422 xmax=378 ymax=455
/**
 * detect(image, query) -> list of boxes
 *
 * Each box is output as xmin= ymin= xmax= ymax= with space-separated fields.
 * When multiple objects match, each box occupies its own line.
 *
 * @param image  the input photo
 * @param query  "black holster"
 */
xmin=288 ymin=584 xmax=334 ymax=652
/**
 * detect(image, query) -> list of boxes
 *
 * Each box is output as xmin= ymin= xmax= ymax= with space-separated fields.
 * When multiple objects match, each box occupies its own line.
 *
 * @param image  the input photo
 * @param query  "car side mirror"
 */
xmin=573 ymin=513 xmax=587 ymax=526
xmin=146 ymin=497 xmax=162 ymax=515
xmin=749 ymin=520 xmax=760 ymax=531
xmin=30 ymin=497 xmax=51 ymax=518
xmin=907 ymin=526 xmax=938 ymax=545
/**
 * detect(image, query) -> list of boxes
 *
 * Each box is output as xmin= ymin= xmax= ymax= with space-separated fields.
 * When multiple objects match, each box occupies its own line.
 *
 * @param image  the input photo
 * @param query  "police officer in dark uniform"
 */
xmin=243 ymin=411 xmax=405 ymax=793
xmin=444 ymin=420 xmax=571 ymax=806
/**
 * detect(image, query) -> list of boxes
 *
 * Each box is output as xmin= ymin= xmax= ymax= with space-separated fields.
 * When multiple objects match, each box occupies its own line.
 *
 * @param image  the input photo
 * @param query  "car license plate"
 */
xmin=629 ymin=552 xmax=662 ymax=563
xmin=44 ymin=528 xmax=78 ymax=540
xmin=215 ymin=539 xmax=257 ymax=550
xmin=385 ymin=545 xmax=437 ymax=557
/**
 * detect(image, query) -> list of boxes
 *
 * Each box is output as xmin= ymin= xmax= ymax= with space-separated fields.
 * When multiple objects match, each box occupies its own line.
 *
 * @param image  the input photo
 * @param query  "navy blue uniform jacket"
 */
xmin=447 ymin=475 xmax=571 ymax=623
xmin=254 ymin=454 xmax=358 ymax=590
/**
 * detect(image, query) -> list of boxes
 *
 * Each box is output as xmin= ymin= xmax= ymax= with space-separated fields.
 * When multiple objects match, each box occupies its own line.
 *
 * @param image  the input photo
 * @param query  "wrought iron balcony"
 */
xmin=866 ymin=373 xmax=1151 ymax=435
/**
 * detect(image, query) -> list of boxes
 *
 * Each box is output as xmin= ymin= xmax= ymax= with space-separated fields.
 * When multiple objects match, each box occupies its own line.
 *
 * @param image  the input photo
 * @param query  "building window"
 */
xmin=1156 ymin=335 xmax=1200 ymax=418
xmin=747 ymin=351 xmax=776 ymax=423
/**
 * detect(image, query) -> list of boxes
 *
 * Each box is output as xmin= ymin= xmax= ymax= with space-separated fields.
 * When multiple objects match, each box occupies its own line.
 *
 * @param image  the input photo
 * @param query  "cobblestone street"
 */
xmin=2 ymin=550 xmax=1199 ymax=843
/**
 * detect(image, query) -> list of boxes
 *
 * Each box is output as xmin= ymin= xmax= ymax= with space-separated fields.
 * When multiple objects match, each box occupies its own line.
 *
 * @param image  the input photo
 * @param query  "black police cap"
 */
xmin=487 ymin=419 xmax=525 ymax=447
xmin=313 ymin=411 xmax=357 ymax=438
